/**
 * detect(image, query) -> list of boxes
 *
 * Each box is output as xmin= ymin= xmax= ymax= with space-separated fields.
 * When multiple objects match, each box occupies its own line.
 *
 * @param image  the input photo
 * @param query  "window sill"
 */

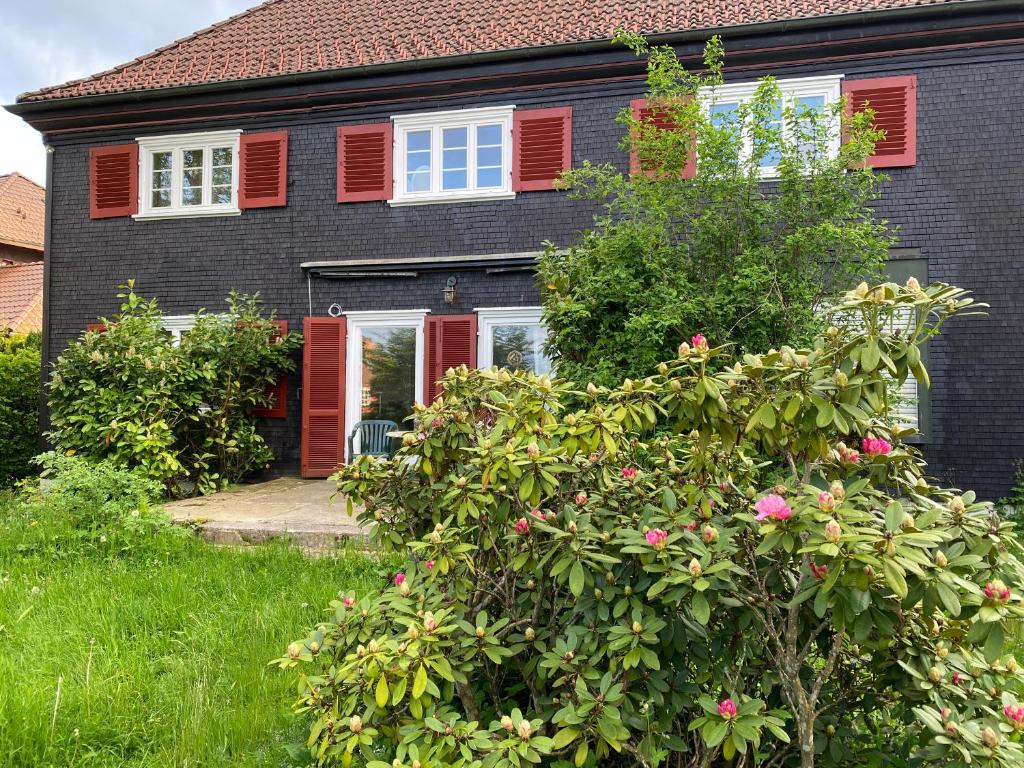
xmin=388 ymin=191 xmax=515 ymax=207
xmin=133 ymin=208 xmax=241 ymax=221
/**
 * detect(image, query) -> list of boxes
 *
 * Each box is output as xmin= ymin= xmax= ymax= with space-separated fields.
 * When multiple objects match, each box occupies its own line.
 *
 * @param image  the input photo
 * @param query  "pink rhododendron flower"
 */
xmin=425 ymin=560 xmax=435 ymax=571
xmin=691 ymin=333 xmax=708 ymax=351
xmin=754 ymin=494 xmax=793 ymax=522
xmin=394 ymin=573 xmax=406 ymax=586
xmin=810 ymin=563 xmax=829 ymax=580
xmin=621 ymin=467 xmax=638 ymax=480
xmin=818 ymin=491 xmax=836 ymax=513
xmin=984 ymin=580 xmax=1012 ymax=602
xmin=342 ymin=595 xmax=355 ymax=608
xmin=862 ymin=437 xmax=892 ymax=456
xmin=718 ymin=699 xmax=737 ymax=719
xmin=684 ymin=520 xmax=699 ymax=532
xmin=575 ymin=492 xmax=588 ymax=506
xmin=530 ymin=507 xmax=544 ymax=519
xmin=645 ymin=528 xmax=668 ymax=550
xmin=952 ymin=672 xmax=967 ymax=686
xmin=1004 ymin=704 xmax=1024 ymax=729
xmin=514 ymin=518 xmax=531 ymax=535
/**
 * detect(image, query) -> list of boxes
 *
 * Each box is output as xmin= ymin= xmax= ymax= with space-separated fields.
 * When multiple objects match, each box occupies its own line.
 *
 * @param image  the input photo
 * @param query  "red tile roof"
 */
xmin=18 ymin=0 xmax=961 ymax=103
xmin=0 ymin=262 xmax=44 ymax=333
xmin=0 ymin=173 xmax=45 ymax=252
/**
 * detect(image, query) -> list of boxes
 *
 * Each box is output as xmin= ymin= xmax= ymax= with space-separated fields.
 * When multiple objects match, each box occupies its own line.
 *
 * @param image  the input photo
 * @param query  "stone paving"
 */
xmin=164 ymin=477 xmax=366 ymax=549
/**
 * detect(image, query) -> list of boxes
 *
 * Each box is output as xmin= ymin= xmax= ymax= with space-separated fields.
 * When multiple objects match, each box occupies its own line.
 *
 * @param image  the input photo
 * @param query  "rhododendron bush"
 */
xmin=278 ymin=281 xmax=1024 ymax=768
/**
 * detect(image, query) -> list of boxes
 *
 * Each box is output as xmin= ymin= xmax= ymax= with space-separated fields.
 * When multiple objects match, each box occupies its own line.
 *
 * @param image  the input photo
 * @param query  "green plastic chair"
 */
xmin=347 ymin=419 xmax=399 ymax=462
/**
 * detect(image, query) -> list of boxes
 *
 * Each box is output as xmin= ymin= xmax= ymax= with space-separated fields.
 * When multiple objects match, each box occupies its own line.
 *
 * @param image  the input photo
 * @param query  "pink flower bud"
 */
xmin=394 ymin=573 xmax=406 ymax=586
xmin=862 ymin=437 xmax=892 ymax=456
xmin=702 ymin=525 xmax=719 ymax=544
xmin=818 ymin=492 xmax=836 ymax=513
xmin=645 ymin=528 xmax=668 ymax=550
xmin=513 ymin=518 xmax=530 ymax=535
xmin=621 ymin=467 xmax=638 ymax=480
xmin=718 ymin=699 xmax=737 ymax=719
xmin=342 ymin=595 xmax=355 ymax=608
xmin=984 ymin=579 xmax=1012 ymax=603
xmin=691 ymin=333 xmax=708 ymax=351
xmin=575 ymin=492 xmax=588 ymax=505
xmin=824 ymin=519 xmax=842 ymax=543
xmin=425 ymin=560 xmax=435 ymax=571
xmin=810 ymin=562 xmax=828 ymax=580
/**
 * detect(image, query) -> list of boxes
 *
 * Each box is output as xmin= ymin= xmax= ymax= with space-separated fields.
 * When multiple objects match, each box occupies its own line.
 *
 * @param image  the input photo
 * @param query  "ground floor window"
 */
xmin=476 ymin=307 xmax=551 ymax=374
xmin=344 ymin=310 xmax=427 ymax=457
xmin=161 ymin=314 xmax=196 ymax=345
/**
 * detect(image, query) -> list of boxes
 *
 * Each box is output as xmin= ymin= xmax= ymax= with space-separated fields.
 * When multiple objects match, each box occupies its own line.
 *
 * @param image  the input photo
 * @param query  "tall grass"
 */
xmin=0 ymin=512 xmax=389 ymax=767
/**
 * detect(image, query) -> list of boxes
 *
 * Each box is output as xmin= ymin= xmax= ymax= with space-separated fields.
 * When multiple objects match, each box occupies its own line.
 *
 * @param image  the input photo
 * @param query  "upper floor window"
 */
xmin=391 ymin=106 xmax=514 ymax=205
xmin=136 ymin=130 xmax=242 ymax=219
xmin=700 ymin=75 xmax=842 ymax=178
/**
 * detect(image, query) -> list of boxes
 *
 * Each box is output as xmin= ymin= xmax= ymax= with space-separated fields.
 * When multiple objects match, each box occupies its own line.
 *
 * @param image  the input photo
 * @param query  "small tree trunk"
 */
xmin=798 ymin=712 xmax=815 ymax=768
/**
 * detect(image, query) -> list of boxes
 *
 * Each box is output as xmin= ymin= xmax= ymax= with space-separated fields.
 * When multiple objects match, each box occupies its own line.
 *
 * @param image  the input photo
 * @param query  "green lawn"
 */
xmin=0 ymin=534 xmax=388 ymax=767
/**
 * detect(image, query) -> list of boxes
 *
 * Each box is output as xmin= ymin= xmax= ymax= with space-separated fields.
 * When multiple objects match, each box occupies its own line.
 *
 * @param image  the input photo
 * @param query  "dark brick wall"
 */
xmin=43 ymin=48 xmax=1024 ymax=497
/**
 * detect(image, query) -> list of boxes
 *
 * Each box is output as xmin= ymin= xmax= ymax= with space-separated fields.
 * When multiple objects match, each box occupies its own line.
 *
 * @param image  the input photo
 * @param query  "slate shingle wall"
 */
xmin=44 ymin=51 xmax=1024 ymax=496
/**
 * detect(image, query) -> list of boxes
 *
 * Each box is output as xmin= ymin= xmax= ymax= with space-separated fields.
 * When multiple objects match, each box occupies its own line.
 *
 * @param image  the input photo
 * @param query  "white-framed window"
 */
xmin=700 ymin=74 xmax=843 ymax=179
xmin=476 ymin=307 xmax=551 ymax=375
xmin=391 ymin=106 xmax=514 ymax=206
xmin=135 ymin=130 xmax=242 ymax=219
xmin=162 ymin=314 xmax=196 ymax=345
xmin=344 ymin=310 xmax=428 ymax=460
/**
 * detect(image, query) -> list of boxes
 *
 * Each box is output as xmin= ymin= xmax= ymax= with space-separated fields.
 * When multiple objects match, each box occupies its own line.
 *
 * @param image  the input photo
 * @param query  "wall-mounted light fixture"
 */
xmin=443 ymin=276 xmax=458 ymax=305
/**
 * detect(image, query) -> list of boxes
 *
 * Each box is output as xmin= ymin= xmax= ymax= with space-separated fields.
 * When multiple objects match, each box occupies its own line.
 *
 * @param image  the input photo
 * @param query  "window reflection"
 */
xmin=361 ymin=326 xmax=417 ymax=424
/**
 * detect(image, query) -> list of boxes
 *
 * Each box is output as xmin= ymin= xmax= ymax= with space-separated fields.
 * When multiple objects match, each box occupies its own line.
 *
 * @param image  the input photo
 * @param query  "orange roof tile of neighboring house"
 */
xmin=0 ymin=262 xmax=44 ymax=333
xmin=17 ymin=0 xmax=962 ymax=103
xmin=0 ymin=173 xmax=45 ymax=252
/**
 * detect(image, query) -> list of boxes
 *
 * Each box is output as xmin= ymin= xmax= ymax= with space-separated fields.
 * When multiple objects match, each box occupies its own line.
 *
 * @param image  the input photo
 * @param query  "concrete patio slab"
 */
xmin=164 ymin=477 xmax=367 ymax=550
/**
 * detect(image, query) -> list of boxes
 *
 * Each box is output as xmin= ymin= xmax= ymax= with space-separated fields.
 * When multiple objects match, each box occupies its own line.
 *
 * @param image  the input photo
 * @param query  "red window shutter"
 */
xmin=629 ymin=98 xmax=696 ymax=178
xmin=337 ymin=124 xmax=393 ymax=202
xmin=842 ymin=75 xmax=917 ymax=168
xmin=423 ymin=314 xmax=478 ymax=403
xmin=85 ymin=322 xmax=107 ymax=333
xmin=239 ymin=131 xmax=288 ymax=208
xmin=89 ymin=144 xmax=138 ymax=219
xmin=300 ymin=317 xmax=347 ymax=478
xmin=255 ymin=320 xmax=289 ymax=418
xmin=513 ymin=107 xmax=572 ymax=192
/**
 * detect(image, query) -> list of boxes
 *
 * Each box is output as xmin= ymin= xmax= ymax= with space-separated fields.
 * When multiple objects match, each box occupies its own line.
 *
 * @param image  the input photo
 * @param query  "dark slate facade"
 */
xmin=22 ymin=7 xmax=1024 ymax=498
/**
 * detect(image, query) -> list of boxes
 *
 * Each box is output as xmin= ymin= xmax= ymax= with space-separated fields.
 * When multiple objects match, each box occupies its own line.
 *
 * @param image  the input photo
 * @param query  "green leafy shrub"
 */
xmin=47 ymin=282 xmax=300 ymax=496
xmin=539 ymin=35 xmax=892 ymax=389
xmin=279 ymin=281 xmax=1024 ymax=768
xmin=0 ymin=332 xmax=41 ymax=485
xmin=1 ymin=452 xmax=183 ymax=558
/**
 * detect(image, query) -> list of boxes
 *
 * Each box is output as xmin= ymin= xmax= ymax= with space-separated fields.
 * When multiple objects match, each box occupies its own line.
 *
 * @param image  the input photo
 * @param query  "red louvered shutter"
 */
xmin=423 ymin=314 xmax=478 ymax=403
xmin=513 ymin=107 xmax=572 ymax=192
xmin=85 ymin=322 xmax=107 ymax=333
xmin=842 ymin=75 xmax=917 ymax=168
xmin=629 ymin=98 xmax=696 ymax=178
xmin=337 ymin=124 xmax=393 ymax=202
xmin=255 ymin=320 xmax=289 ymax=418
xmin=89 ymin=144 xmax=138 ymax=219
xmin=301 ymin=317 xmax=347 ymax=477
xmin=239 ymin=131 xmax=288 ymax=208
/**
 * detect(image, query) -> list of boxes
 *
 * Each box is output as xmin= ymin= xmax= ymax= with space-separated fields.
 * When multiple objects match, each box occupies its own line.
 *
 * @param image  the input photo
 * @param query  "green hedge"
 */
xmin=0 ymin=333 xmax=41 ymax=485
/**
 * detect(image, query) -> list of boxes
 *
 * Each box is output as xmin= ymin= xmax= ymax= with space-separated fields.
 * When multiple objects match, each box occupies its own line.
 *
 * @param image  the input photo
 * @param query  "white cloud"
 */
xmin=0 ymin=0 xmax=257 ymax=187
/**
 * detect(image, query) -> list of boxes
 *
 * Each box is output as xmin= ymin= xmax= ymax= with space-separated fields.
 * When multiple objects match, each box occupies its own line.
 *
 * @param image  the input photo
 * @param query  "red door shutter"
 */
xmin=842 ymin=75 xmax=917 ymax=168
xmin=301 ymin=317 xmax=347 ymax=477
xmin=629 ymin=98 xmax=696 ymax=178
xmin=89 ymin=144 xmax=138 ymax=219
xmin=513 ymin=107 xmax=572 ymax=192
xmin=239 ymin=131 xmax=288 ymax=208
xmin=423 ymin=314 xmax=478 ymax=403
xmin=337 ymin=124 xmax=393 ymax=202
xmin=255 ymin=320 xmax=289 ymax=418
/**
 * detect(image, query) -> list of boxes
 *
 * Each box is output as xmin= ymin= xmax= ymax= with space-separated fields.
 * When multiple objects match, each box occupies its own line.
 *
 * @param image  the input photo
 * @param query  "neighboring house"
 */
xmin=0 ymin=173 xmax=44 ymax=265
xmin=0 ymin=172 xmax=44 ymax=333
xmin=0 ymin=262 xmax=44 ymax=334
xmin=5 ymin=0 xmax=1023 ymax=497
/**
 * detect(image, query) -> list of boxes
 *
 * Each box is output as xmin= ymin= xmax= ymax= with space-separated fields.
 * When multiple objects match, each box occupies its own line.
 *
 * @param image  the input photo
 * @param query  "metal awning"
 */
xmin=301 ymin=251 xmax=541 ymax=279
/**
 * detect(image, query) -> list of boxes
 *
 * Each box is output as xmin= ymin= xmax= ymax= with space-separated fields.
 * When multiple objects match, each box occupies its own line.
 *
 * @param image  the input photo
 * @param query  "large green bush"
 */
xmin=48 ymin=282 xmax=299 ymax=496
xmin=278 ymin=281 xmax=1024 ymax=768
xmin=539 ymin=35 xmax=892 ymax=389
xmin=0 ymin=332 xmax=41 ymax=485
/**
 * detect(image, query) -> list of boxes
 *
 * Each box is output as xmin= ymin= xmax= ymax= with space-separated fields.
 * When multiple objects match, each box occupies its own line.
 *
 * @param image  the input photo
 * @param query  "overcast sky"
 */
xmin=0 ymin=0 xmax=257 ymax=186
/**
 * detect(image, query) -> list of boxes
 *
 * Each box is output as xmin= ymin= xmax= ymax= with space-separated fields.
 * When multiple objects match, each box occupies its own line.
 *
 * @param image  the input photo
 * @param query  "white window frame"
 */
xmin=699 ymin=74 xmax=843 ymax=179
xmin=475 ymin=306 xmax=551 ymax=374
xmin=135 ymin=130 xmax=242 ymax=220
xmin=343 ymin=309 xmax=429 ymax=460
xmin=390 ymin=106 xmax=515 ymax=206
xmin=161 ymin=314 xmax=196 ymax=346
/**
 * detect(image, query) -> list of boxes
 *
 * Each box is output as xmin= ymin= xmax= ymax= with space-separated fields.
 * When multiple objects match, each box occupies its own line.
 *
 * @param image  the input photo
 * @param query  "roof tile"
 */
xmin=18 ymin=0 xmax=960 ymax=103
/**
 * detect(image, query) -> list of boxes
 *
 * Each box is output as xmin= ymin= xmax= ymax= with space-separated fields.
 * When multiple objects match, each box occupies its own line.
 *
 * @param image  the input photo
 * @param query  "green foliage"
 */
xmin=0 ymin=332 xmax=41 ymax=486
xmin=539 ymin=34 xmax=892 ymax=389
xmin=1 ymin=452 xmax=183 ymax=559
xmin=280 ymin=281 xmax=1024 ymax=768
xmin=47 ymin=282 xmax=300 ymax=496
